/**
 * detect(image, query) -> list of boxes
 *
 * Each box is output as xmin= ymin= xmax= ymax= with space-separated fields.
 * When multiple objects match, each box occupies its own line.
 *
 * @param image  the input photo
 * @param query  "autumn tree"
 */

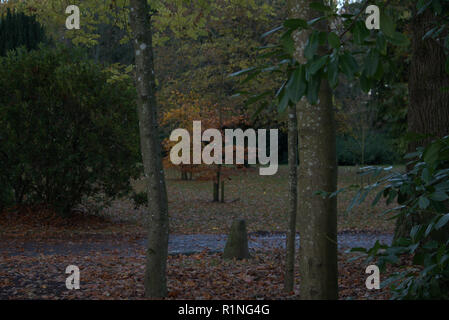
xmin=161 ymin=90 xmax=250 ymax=202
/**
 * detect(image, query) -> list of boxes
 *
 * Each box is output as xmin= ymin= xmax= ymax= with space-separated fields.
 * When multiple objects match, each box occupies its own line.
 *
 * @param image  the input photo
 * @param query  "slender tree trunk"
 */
xmin=221 ymin=180 xmax=225 ymax=203
xmin=284 ymin=103 xmax=298 ymax=292
xmin=395 ymin=7 xmax=449 ymax=240
xmin=213 ymin=171 xmax=220 ymax=202
xmin=290 ymin=0 xmax=338 ymax=300
xmin=129 ymin=0 xmax=169 ymax=298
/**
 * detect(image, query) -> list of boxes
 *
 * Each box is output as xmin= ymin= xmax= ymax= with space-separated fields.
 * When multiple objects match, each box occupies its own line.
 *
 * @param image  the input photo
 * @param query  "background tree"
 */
xmin=0 ymin=8 xmax=47 ymax=56
xmin=395 ymin=1 xmax=449 ymax=240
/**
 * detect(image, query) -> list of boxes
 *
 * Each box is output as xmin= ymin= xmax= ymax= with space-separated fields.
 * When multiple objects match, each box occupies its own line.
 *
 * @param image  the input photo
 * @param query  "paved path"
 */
xmin=1 ymin=232 xmax=393 ymax=257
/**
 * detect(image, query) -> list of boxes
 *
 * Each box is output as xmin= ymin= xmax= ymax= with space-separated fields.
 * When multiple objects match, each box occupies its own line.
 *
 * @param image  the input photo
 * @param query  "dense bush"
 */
xmin=0 ymin=46 xmax=140 ymax=216
xmin=347 ymin=136 xmax=449 ymax=299
xmin=337 ymin=132 xmax=401 ymax=166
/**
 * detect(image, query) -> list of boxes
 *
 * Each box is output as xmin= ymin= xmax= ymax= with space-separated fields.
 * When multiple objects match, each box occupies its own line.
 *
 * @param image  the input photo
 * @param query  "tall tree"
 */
xmin=284 ymin=94 xmax=298 ymax=292
xmin=395 ymin=3 xmax=449 ymax=240
xmin=291 ymin=0 xmax=338 ymax=299
xmin=129 ymin=0 xmax=169 ymax=298
xmin=284 ymin=0 xmax=300 ymax=295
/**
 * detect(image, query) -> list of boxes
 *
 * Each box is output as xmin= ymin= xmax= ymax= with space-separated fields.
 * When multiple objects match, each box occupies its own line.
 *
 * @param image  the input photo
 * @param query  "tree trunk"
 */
xmin=290 ymin=0 xmax=338 ymax=300
xmin=129 ymin=0 xmax=169 ymax=298
xmin=284 ymin=103 xmax=298 ymax=292
xmin=395 ymin=7 xmax=449 ymax=240
xmin=220 ymin=180 xmax=225 ymax=203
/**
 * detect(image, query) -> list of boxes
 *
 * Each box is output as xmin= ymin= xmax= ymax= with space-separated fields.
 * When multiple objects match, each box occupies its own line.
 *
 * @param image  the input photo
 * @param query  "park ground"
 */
xmin=0 ymin=165 xmax=404 ymax=299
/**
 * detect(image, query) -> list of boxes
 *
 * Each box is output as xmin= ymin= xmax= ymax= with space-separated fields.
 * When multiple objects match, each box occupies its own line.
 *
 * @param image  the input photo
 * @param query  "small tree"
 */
xmin=161 ymin=90 xmax=250 ymax=202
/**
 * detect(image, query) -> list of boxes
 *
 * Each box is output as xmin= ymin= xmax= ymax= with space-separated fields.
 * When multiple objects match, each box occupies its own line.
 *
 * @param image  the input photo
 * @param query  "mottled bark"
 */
xmin=290 ymin=0 xmax=338 ymax=299
xmin=129 ymin=0 xmax=169 ymax=298
xmin=395 ymin=7 xmax=449 ymax=240
xmin=223 ymin=219 xmax=250 ymax=260
xmin=284 ymin=103 xmax=298 ymax=292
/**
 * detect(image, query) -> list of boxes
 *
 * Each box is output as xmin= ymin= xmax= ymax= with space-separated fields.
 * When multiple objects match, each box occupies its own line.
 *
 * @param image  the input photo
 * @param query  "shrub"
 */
xmin=337 ymin=132 xmax=401 ymax=166
xmin=0 ymin=45 xmax=140 ymax=216
xmin=346 ymin=136 xmax=449 ymax=299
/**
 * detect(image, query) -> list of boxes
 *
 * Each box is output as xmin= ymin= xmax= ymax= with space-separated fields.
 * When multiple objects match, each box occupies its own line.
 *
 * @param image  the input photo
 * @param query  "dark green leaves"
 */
xmin=281 ymin=29 xmax=295 ymax=55
xmin=380 ymin=12 xmax=395 ymax=38
xmin=363 ymin=50 xmax=379 ymax=77
xmin=390 ymin=32 xmax=410 ymax=47
xmin=419 ymin=196 xmax=430 ymax=209
xmin=307 ymin=55 xmax=329 ymax=75
xmin=285 ymin=65 xmax=307 ymax=104
xmin=376 ymin=33 xmax=387 ymax=55
xmin=353 ymin=20 xmax=370 ymax=45
xmin=328 ymin=32 xmax=340 ymax=49
xmin=339 ymin=52 xmax=359 ymax=80
xmin=435 ymin=213 xmax=449 ymax=230
xmin=261 ymin=25 xmax=283 ymax=39
xmin=304 ymin=30 xmax=320 ymax=60
xmin=306 ymin=73 xmax=321 ymax=105
xmin=284 ymin=18 xmax=308 ymax=30
xmin=327 ymin=55 xmax=339 ymax=88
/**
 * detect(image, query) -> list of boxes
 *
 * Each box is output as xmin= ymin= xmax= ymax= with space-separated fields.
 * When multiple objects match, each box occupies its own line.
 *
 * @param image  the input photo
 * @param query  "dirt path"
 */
xmin=1 ymin=231 xmax=393 ymax=257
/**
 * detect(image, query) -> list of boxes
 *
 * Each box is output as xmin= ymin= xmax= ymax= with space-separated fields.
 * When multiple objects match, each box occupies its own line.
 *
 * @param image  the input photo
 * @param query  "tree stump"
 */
xmin=223 ymin=219 xmax=250 ymax=260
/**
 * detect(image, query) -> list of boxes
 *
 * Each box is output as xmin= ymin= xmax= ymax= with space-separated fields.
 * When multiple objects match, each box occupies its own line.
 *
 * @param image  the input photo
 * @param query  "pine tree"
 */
xmin=0 ymin=8 xmax=46 ymax=56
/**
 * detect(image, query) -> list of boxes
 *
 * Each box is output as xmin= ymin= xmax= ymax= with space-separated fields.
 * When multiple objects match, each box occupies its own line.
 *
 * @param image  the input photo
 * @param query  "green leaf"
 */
xmin=284 ymin=19 xmax=308 ymax=30
xmin=229 ymin=67 xmax=256 ymax=78
xmin=410 ymin=225 xmax=422 ymax=240
xmin=430 ymin=191 xmax=449 ymax=202
xmin=372 ymin=191 xmax=383 ymax=206
xmin=328 ymin=32 xmax=341 ymax=49
xmin=353 ymin=20 xmax=370 ymax=45
xmin=421 ymin=167 xmax=431 ymax=183
xmin=423 ymin=140 xmax=442 ymax=167
xmin=278 ymin=91 xmax=290 ymax=112
xmin=390 ymin=32 xmax=410 ymax=47
xmin=419 ymin=196 xmax=430 ymax=209
xmin=261 ymin=25 xmax=283 ymax=38
xmin=307 ymin=16 xmax=326 ymax=26
xmin=286 ymin=66 xmax=307 ymax=104
xmin=327 ymin=56 xmax=339 ymax=88
xmin=307 ymin=55 xmax=329 ymax=75
xmin=364 ymin=50 xmax=379 ymax=77
xmin=424 ymin=223 xmax=434 ymax=237
xmin=306 ymin=74 xmax=321 ymax=105
xmin=340 ymin=52 xmax=359 ymax=80
xmin=380 ymin=12 xmax=395 ymax=37
xmin=435 ymin=213 xmax=449 ymax=230
xmin=376 ymin=33 xmax=387 ymax=55
xmin=304 ymin=31 xmax=320 ymax=60
xmin=281 ymin=30 xmax=295 ymax=55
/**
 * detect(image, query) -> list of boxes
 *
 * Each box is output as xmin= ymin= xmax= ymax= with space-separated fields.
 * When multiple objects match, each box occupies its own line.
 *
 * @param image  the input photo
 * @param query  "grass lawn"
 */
xmin=0 ymin=165 xmax=400 ymax=238
xmin=121 ymin=164 xmax=399 ymax=235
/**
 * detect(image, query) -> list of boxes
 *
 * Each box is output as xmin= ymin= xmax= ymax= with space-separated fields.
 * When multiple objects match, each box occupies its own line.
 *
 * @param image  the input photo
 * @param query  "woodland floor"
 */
xmin=0 ymin=166 xmax=404 ymax=300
